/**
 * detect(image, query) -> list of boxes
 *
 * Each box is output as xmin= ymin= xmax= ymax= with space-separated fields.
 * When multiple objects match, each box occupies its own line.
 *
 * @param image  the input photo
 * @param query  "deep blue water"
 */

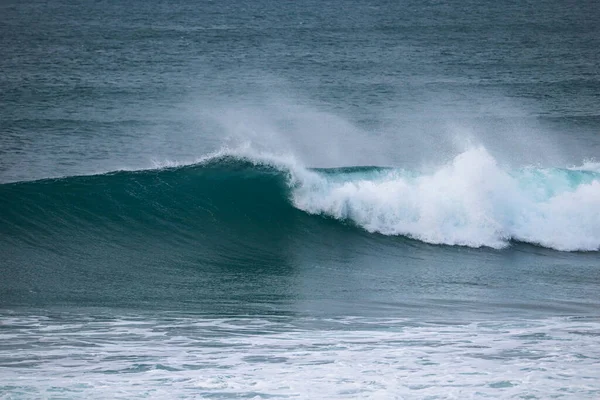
xmin=1 ymin=0 xmax=600 ymax=398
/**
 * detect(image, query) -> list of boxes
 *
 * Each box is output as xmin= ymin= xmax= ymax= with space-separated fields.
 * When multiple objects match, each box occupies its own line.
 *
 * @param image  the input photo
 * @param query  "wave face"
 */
xmin=1 ymin=147 xmax=600 ymax=252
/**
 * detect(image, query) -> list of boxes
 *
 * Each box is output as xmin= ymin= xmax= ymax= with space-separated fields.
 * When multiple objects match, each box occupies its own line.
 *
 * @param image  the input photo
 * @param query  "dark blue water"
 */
xmin=1 ymin=0 xmax=600 ymax=398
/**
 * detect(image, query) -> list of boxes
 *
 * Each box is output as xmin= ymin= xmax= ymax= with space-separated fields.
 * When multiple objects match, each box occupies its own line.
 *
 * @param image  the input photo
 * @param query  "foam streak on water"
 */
xmin=1 ymin=313 xmax=599 ymax=399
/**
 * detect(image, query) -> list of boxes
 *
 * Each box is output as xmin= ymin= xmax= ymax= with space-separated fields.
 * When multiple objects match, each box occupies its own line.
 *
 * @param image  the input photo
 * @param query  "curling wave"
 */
xmin=1 ymin=147 xmax=599 ymax=251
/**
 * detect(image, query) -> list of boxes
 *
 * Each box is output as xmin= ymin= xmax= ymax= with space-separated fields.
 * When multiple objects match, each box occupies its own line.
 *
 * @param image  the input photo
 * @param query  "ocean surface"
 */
xmin=1 ymin=0 xmax=600 ymax=398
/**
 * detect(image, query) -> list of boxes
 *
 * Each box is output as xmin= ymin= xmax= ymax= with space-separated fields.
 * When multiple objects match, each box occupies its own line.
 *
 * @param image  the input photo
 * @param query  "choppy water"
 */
xmin=1 ymin=0 xmax=600 ymax=398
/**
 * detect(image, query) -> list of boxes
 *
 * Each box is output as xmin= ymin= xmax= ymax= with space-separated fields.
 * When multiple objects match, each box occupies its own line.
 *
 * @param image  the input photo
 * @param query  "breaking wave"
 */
xmin=1 ymin=147 xmax=599 ymax=251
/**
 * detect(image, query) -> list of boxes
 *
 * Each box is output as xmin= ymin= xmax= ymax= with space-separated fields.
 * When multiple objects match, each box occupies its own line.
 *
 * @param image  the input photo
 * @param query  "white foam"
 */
xmin=1 ymin=314 xmax=599 ymax=399
xmin=570 ymin=160 xmax=600 ymax=173
xmin=290 ymin=147 xmax=600 ymax=251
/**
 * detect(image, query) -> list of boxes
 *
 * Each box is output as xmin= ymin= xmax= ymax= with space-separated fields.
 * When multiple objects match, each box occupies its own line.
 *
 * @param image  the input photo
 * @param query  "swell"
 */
xmin=1 ymin=149 xmax=600 ymax=252
xmin=0 ymin=157 xmax=301 ymax=251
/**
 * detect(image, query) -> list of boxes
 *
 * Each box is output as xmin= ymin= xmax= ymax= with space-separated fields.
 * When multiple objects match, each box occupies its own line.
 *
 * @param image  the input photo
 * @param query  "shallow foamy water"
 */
xmin=2 ymin=312 xmax=599 ymax=399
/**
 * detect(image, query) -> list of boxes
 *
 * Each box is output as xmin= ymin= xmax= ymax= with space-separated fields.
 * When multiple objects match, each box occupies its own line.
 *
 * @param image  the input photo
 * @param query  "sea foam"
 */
xmin=288 ymin=147 xmax=600 ymax=251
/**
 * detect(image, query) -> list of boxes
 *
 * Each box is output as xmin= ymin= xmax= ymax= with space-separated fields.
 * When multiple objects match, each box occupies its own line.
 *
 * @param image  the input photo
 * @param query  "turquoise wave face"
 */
xmin=1 ymin=158 xmax=294 ymax=240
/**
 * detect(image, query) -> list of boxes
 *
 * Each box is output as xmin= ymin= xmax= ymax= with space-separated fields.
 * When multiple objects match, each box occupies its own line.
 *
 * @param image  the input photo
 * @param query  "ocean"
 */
xmin=1 ymin=0 xmax=600 ymax=398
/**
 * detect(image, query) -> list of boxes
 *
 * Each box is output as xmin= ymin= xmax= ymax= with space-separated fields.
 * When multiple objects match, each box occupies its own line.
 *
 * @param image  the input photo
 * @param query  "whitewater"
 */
xmin=2 ymin=313 xmax=600 ymax=399
xmin=289 ymin=146 xmax=600 ymax=251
